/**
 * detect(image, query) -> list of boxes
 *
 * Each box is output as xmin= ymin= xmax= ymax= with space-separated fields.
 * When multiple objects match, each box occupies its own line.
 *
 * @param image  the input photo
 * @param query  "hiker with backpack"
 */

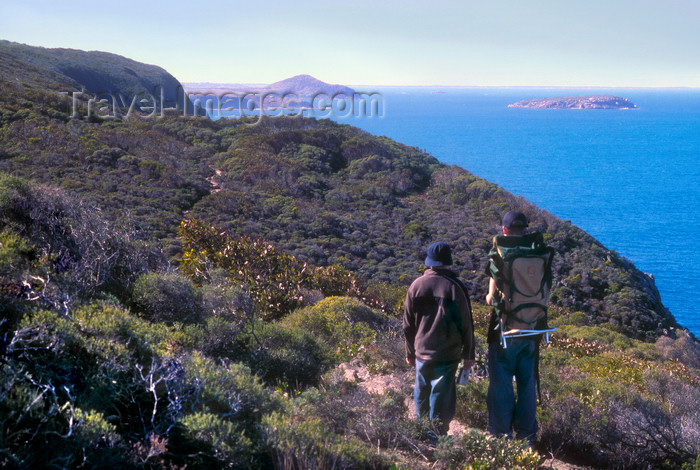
xmin=403 ymin=242 xmax=476 ymax=439
xmin=485 ymin=210 xmax=555 ymax=444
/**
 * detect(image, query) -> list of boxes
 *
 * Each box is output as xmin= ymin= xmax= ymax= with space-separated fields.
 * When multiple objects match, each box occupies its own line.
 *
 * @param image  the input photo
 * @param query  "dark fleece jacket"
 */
xmin=403 ymin=267 xmax=475 ymax=363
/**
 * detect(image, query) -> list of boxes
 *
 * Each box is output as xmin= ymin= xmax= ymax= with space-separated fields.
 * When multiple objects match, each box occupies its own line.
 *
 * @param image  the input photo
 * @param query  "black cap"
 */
xmin=502 ymin=210 xmax=528 ymax=229
xmin=425 ymin=242 xmax=453 ymax=267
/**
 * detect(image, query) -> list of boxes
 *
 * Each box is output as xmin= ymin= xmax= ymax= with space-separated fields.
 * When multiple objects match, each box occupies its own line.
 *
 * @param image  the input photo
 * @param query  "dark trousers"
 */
xmin=414 ymin=359 xmax=459 ymax=434
xmin=487 ymin=339 xmax=538 ymax=441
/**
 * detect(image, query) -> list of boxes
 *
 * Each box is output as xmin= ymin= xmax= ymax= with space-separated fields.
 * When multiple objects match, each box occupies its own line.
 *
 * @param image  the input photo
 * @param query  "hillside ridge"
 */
xmin=0 ymin=40 xmax=198 ymax=115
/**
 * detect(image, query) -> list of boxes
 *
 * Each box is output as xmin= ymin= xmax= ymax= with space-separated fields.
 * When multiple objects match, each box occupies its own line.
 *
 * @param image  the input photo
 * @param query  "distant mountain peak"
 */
xmin=265 ymin=74 xmax=354 ymax=97
xmin=183 ymin=74 xmax=355 ymax=99
xmin=277 ymin=73 xmax=316 ymax=82
xmin=270 ymin=74 xmax=335 ymax=87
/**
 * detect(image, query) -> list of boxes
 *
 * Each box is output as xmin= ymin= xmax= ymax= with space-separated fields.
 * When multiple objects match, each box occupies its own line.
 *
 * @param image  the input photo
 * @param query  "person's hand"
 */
xmin=406 ymin=356 xmax=415 ymax=366
xmin=463 ymin=359 xmax=475 ymax=369
xmin=485 ymin=293 xmax=493 ymax=305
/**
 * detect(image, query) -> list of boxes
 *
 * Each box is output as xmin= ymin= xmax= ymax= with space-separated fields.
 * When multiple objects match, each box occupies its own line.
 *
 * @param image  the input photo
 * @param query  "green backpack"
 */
xmin=487 ymin=231 xmax=554 ymax=332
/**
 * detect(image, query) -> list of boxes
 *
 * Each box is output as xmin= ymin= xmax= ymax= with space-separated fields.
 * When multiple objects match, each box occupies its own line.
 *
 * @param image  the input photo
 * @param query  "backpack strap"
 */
xmin=487 ymin=235 xmax=506 ymax=292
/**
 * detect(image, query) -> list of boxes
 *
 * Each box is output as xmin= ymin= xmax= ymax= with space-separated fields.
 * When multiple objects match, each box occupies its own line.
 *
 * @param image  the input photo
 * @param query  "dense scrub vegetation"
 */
xmin=0 ymin=65 xmax=677 ymax=340
xmin=1 ymin=46 xmax=698 ymax=468
xmin=1 ymin=190 xmax=698 ymax=468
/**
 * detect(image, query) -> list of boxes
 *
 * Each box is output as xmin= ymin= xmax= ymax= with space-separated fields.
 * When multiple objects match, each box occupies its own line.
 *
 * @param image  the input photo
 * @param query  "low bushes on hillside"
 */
xmin=132 ymin=271 xmax=204 ymax=324
xmin=178 ymin=218 xmax=361 ymax=320
xmin=0 ymin=302 xmax=282 ymax=469
xmin=282 ymin=297 xmax=390 ymax=361
xmin=177 ymin=219 xmax=403 ymax=319
xmin=537 ymin=324 xmax=700 ymax=469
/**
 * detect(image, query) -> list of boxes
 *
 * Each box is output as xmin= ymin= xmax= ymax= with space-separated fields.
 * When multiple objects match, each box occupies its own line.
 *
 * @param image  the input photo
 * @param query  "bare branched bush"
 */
xmin=605 ymin=396 xmax=697 ymax=469
xmin=0 ymin=174 xmax=164 ymax=314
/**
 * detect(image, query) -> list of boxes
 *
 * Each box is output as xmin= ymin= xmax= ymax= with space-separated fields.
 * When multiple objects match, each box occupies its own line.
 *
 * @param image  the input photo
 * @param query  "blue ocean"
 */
xmin=336 ymin=87 xmax=700 ymax=336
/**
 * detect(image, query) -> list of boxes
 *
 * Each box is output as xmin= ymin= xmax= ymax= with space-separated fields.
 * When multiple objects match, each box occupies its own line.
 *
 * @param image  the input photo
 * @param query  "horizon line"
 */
xmin=181 ymin=81 xmax=700 ymax=91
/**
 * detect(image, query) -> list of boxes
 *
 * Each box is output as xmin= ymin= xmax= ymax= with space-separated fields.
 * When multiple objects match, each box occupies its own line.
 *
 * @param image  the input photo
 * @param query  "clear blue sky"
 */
xmin=2 ymin=0 xmax=699 ymax=87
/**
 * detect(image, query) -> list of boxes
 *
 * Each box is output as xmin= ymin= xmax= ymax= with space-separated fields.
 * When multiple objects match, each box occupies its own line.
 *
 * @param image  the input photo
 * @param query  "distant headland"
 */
xmin=508 ymin=95 xmax=637 ymax=109
xmin=184 ymin=74 xmax=356 ymax=111
xmin=184 ymin=74 xmax=354 ymax=99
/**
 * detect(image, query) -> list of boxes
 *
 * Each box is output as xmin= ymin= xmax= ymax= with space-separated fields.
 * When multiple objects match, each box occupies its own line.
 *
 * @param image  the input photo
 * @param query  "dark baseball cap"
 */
xmin=502 ymin=210 xmax=528 ymax=229
xmin=425 ymin=241 xmax=453 ymax=267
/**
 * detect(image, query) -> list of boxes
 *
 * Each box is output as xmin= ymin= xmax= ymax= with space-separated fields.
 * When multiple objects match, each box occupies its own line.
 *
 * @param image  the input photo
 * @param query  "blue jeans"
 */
xmin=414 ymin=359 xmax=459 ymax=434
xmin=487 ymin=339 xmax=538 ymax=441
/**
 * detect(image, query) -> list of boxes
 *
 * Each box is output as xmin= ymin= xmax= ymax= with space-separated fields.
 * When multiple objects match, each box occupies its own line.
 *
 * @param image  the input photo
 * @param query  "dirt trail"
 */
xmin=339 ymin=360 xmax=467 ymax=439
xmin=337 ymin=360 xmax=588 ymax=469
xmin=207 ymin=168 xmax=222 ymax=193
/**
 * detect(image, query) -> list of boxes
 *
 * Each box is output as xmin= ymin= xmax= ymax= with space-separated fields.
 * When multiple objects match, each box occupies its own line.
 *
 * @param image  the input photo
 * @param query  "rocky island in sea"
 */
xmin=508 ymin=95 xmax=637 ymax=109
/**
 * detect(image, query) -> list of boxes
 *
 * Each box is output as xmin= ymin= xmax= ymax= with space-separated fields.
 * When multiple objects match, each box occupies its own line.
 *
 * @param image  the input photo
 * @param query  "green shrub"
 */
xmin=549 ymin=310 xmax=589 ymax=327
xmin=185 ymin=316 xmax=248 ymax=359
xmin=70 ymin=408 xmax=127 ymax=466
xmin=178 ymin=353 xmax=281 ymax=467
xmin=246 ymin=321 xmax=331 ymax=391
xmin=72 ymin=301 xmax=186 ymax=362
xmin=557 ymin=324 xmax=635 ymax=350
xmin=0 ymin=317 xmax=131 ymax=468
xmin=455 ymin=379 xmax=489 ymax=429
xmin=282 ymin=297 xmax=390 ymax=362
xmin=180 ymin=412 xmax=256 ymax=467
xmin=0 ymin=229 xmax=36 ymax=277
xmin=264 ymin=410 xmax=391 ymax=470
xmin=183 ymin=352 xmax=279 ymax=426
xmin=0 ymin=362 xmax=70 ymax=468
xmin=132 ymin=272 xmax=204 ymax=324
xmin=576 ymin=352 xmax=653 ymax=389
xmin=434 ymin=430 xmax=540 ymax=470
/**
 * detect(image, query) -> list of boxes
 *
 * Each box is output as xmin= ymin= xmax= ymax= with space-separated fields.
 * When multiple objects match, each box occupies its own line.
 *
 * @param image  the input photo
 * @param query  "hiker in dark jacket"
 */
xmin=485 ymin=210 xmax=541 ymax=443
xmin=403 ymin=242 xmax=475 ymax=436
